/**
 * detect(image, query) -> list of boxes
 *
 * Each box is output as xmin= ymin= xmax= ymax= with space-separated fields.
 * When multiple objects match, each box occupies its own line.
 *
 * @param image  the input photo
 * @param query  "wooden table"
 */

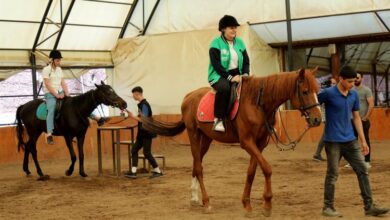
xmin=97 ymin=125 xmax=136 ymax=176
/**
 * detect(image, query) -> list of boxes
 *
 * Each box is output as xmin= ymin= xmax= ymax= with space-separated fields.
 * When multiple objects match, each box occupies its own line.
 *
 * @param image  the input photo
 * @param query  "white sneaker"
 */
xmin=365 ymin=162 xmax=372 ymax=169
xmin=344 ymin=163 xmax=351 ymax=168
xmin=213 ymin=120 xmax=225 ymax=132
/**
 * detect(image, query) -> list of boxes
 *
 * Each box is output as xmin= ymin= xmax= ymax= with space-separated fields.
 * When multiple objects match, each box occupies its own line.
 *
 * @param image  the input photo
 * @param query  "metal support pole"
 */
xmin=54 ymin=0 xmax=76 ymax=50
xmin=31 ymin=0 xmax=53 ymax=100
xmin=141 ymin=0 xmax=160 ymax=35
xmin=119 ymin=0 xmax=138 ymax=38
xmin=385 ymin=65 xmax=389 ymax=106
xmin=285 ymin=0 xmax=293 ymax=71
xmin=284 ymin=0 xmax=293 ymax=109
xmin=372 ymin=63 xmax=378 ymax=106
xmin=31 ymin=54 xmax=38 ymax=99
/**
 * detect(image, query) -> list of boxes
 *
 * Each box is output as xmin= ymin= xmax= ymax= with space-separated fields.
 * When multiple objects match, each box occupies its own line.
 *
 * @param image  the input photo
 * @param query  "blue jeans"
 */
xmin=44 ymin=93 xmax=57 ymax=134
xmin=324 ymin=140 xmax=373 ymax=210
xmin=314 ymin=132 xmax=325 ymax=157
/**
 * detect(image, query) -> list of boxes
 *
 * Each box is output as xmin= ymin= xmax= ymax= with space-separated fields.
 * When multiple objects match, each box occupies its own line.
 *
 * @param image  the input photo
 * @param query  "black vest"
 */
xmin=137 ymin=99 xmax=155 ymax=138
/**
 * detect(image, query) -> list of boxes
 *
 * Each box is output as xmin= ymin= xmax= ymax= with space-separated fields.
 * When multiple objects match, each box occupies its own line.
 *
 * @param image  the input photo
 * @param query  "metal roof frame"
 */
xmin=119 ymin=0 xmax=160 ymax=38
xmin=119 ymin=0 xmax=138 ymax=38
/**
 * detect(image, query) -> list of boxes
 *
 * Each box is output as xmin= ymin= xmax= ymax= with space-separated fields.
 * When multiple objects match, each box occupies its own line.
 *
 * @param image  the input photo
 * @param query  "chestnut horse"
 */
xmin=141 ymin=68 xmax=322 ymax=216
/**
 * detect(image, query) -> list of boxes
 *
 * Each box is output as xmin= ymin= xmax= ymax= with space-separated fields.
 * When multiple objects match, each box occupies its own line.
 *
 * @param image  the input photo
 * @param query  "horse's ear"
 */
xmin=298 ymin=68 xmax=305 ymax=80
xmin=101 ymin=80 xmax=105 ymax=85
xmin=95 ymin=83 xmax=100 ymax=88
xmin=313 ymin=66 xmax=319 ymax=72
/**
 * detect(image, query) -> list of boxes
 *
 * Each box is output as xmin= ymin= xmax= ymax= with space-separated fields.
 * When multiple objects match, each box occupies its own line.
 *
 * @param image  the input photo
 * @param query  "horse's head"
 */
xmin=94 ymin=81 xmax=127 ymax=110
xmin=290 ymin=68 xmax=322 ymax=127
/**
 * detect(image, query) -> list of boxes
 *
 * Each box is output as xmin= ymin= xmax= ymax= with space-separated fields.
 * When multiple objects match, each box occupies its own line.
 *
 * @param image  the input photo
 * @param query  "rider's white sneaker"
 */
xmin=213 ymin=120 xmax=225 ymax=132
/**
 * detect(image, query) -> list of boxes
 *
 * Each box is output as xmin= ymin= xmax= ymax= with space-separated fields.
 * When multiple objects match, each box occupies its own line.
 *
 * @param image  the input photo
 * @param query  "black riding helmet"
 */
xmin=218 ymin=15 xmax=240 ymax=31
xmin=49 ymin=50 xmax=63 ymax=59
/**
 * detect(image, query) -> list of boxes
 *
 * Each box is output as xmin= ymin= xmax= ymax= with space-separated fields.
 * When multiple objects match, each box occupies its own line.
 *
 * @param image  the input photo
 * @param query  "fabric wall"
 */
xmin=112 ymin=25 xmax=280 ymax=115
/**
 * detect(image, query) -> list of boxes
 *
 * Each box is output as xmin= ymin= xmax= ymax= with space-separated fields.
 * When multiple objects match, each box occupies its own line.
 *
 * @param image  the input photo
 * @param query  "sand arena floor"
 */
xmin=1 ymin=141 xmax=389 ymax=220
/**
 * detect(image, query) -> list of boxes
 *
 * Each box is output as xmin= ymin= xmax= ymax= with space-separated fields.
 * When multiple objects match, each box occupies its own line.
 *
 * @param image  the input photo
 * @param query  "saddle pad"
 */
xmin=36 ymin=102 xmax=47 ymax=120
xmin=197 ymin=88 xmax=241 ymax=122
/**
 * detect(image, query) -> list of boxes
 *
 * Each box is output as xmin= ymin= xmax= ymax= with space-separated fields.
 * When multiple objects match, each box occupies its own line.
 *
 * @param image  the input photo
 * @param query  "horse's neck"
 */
xmin=72 ymin=91 xmax=98 ymax=117
xmin=245 ymin=73 xmax=296 ymax=114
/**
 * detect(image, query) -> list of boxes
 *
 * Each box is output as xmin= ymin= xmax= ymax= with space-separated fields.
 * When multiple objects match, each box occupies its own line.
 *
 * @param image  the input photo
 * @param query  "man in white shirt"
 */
xmin=42 ymin=50 xmax=69 ymax=144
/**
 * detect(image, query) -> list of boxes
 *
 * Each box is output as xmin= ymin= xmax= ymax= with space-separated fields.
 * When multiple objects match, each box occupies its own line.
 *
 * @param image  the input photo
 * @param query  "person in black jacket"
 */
xmin=208 ymin=15 xmax=250 ymax=132
xmin=125 ymin=86 xmax=162 ymax=179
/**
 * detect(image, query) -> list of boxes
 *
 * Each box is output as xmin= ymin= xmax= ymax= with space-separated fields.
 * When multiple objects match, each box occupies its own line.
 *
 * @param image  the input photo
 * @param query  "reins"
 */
xmin=257 ymin=79 xmax=311 ymax=151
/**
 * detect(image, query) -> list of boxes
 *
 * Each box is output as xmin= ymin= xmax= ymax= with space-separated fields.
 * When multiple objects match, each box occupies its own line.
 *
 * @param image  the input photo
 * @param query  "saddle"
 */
xmin=197 ymin=82 xmax=241 ymax=122
xmin=36 ymin=99 xmax=63 ymax=120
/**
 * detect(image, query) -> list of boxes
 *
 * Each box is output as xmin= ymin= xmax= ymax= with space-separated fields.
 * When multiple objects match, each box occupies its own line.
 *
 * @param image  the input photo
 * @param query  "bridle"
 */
xmin=296 ymin=78 xmax=320 ymax=120
xmin=258 ymin=77 xmax=320 ymax=151
xmin=91 ymin=88 xmax=129 ymax=125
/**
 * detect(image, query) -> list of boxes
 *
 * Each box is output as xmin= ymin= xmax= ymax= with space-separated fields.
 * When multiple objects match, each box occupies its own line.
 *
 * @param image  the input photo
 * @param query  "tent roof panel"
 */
xmin=251 ymin=12 xmax=389 ymax=44
xmin=0 ymin=0 xmax=48 ymax=21
xmin=67 ymin=0 xmax=130 ymax=27
xmin=58 ymin=26 xmax=121 ymax=50
xmin=0 ymin=22 xmax=39 ymax=49
xmin=378 ymin=11 xmax=390 ymax=28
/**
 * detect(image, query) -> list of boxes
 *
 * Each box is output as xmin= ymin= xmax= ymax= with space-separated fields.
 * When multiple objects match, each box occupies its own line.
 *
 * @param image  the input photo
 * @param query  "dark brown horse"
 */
xmin=141 ymin=68 xmax=322 ymax=216
xmin=16 ymin=82 xmax=127 ymax=180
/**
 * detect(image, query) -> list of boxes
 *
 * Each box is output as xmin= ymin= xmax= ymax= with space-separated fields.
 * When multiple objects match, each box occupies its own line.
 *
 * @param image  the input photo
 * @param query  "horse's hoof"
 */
xmin=37 ymin=175 xmax=50 ymax=181
xmin=65 ymin=170 xmax=73 ymax=176
xmin=262 ymin=208 xmax=272 ymax=217
xmin=25 ymin=172 xmax=32 ymax=177
xmin=203 ymin=206 xmax=213 ymax=214
xmin=243 ymin=204 xmax=253 ymax=213
xmin=79 ymin=172 xmax=88 ymax=177
xmin=190 ymin=199 xmax=201 ymax=207
xmin=244 ymin=210 xmax=256 ymax=218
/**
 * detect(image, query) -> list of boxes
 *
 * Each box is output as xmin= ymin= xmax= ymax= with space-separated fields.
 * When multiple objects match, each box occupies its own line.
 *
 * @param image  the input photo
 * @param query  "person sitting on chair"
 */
xmin=208 ymin=15 xmax=250 ymax=132
xmin=42 ymin=50 xmax=69 ymax=144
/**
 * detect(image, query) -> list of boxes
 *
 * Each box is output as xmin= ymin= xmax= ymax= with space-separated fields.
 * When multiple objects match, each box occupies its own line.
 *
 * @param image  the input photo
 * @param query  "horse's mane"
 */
xmin=243 ymin=70 xmax=319 ymax=107
xmin=70 ymin=89 xmax=95 ymax=105
xmin=63 ymin=89 xmax=96 ymax=126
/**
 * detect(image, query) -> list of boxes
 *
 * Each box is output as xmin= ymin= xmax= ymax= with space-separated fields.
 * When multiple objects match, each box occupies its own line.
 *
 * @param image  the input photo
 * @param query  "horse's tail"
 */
xmin=141 ymin=116 xmax=186 ymax=136
xmin=15 ymin=105 xmax=25 ymax=152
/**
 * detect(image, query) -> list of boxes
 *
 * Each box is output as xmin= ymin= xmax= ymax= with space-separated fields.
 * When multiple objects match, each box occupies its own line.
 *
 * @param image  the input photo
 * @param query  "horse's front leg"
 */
xmin=189 ymin=131 xmax=212 ymax=212
xmin=64 ymin=136 xmax=77 ymax=176
xmin=241 ymin=139 xmax=273 ymax=217
xmin=241 ymin=155 xmax=257 ymax=213
xmin=76 ymin=135 xmax=87 ymax=177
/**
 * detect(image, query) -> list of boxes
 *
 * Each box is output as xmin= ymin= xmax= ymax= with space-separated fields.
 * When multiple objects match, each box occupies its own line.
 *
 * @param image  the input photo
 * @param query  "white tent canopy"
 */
xmin=1 ymin=0 xmax=388 ymax=52
xmin=124 ymin=0 xmax=390 ymax=41
xmin=0 ymin=0 xmax=389 ymax=117
xmin=0 ymin=0 xmax=389 ymax=91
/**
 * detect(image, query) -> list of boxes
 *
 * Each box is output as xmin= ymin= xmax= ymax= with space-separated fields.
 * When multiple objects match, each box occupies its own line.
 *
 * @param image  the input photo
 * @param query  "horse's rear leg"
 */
xmin=29 ymin=139 xmax=50 ymax=180
xmin=76 ymin=135 xmax=87 ymax=177
xmin=23 ymin=144 xmax=31 ymax=176
xmin=190 ymin=133 xmax=212 ymax=210
xmin=64 ymin=136 xmax=77 ymax=176
xmin=241 ymin=156 xmax=257 ymax=213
